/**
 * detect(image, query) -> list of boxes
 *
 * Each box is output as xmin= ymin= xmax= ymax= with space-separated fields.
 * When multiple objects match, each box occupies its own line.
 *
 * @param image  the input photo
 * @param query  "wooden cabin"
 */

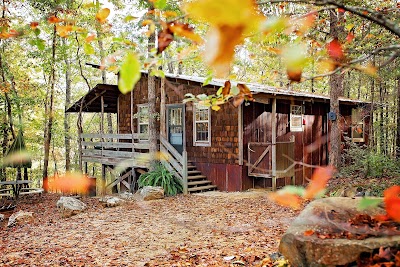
xmin=67 ymin=73 xmax=369 ymax=194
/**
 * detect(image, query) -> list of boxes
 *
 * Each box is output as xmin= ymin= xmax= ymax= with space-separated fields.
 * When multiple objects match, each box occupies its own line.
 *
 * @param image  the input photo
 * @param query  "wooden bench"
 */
xmin=19 ymin=188 xmax=44 ymax=196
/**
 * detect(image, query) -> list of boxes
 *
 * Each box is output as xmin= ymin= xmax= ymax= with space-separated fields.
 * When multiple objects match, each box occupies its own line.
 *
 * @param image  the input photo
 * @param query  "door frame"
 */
xmin=166 ymin=103 xmax=186 ymax=153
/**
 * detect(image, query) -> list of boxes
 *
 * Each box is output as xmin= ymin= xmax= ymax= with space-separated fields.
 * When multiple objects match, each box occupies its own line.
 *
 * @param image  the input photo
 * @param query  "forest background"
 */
xmin=0 ymin=0 xmax=399 ymax=187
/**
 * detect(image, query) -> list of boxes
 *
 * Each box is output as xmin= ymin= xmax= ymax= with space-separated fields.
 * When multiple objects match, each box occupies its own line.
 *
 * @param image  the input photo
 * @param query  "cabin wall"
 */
xmin=164 ymin=79 xmax=242 ymax=191
xmin=242 ymin=100 xmax=329 ymax=189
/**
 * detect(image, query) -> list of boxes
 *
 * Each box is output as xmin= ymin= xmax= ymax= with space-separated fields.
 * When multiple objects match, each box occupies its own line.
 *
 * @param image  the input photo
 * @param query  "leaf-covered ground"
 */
xmin=0 ymin=191 xmax=297 ymax=266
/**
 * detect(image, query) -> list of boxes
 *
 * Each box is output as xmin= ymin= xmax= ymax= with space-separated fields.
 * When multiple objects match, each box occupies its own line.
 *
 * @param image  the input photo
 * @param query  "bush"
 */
xmin=341 ymin=141 xmax=400 ymax=178
xmin=138 ymin=163 xmax=183 ymax=196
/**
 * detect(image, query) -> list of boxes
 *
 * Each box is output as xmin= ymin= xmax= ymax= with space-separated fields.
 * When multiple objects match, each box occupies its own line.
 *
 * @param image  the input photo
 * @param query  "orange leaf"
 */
xmin=338 ymin=8 xmax=345 ymax=13
xmin=167 ymin=22 xmax=203 ymax=44
xmin=384 ymin=185 xmax=400 ymax=199
xmin=237 ymin=83 xmax=254 ymax=100
xmin=157 ymin=27 xmax=174 ymax=54
xmin=304 ymin=229 xmax=314 ymax=236
xmin=327 ymin=38 xmax=344 ymax=60
xmin=30 ymin=22 xmax=39 ymax=29
xmin=304 ymin=166 xmax=335 ymax=199
xmin=385 ymin=198 xmax=400 ymax=222
xmin=269 ymin=192 xmax=302 ymax=209
xmin=85 ymin=34 xmax=96 ymax=43
xmin=287 ymin=69 xmax=302 ymax=82
xmin=56 ymin=25 xmax=73 ymax=37
xmin=96 ymin=8 xmax=110 ymax=24
xmin=222 ymin=80 xmax=231 ymax=96
xmin=49 ymin=172 xmax=91 ymax=194
xmin=48 ymin=16 xmax=61 ymax=23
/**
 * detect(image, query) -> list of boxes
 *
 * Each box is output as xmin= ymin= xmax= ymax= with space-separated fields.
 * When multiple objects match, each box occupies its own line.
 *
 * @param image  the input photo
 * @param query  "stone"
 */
xmin=99 ymin=196 xmax=124 ymax=207
xmin=119 ymin=192 xmax=135 ymax=200
xmin=7 ymin=210 xmax=33 ymax=227
xmin=279 ymin=197 xmax=400 ymax=267
xmin=139 ymin=186 xmax=164 ymax=201
xmin=56 ymin=196 xmax=87 ymax=218
xmin=0 ymin=214 xmax=4 ymax=222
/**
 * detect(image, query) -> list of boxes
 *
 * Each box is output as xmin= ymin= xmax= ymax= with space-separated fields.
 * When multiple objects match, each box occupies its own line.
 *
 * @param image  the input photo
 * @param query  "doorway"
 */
xmin=167 ymin=104 xmax=185 ymax=154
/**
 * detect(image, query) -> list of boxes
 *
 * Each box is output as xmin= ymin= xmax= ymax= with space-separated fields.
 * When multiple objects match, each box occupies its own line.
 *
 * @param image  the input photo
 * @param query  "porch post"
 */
xmin=160 ymin=78 xmax=166 ymax=138
xmin=238 ymin=103 xmax=243 ymax=165
xmin=271 ymin=97 xmax=277 ymax=191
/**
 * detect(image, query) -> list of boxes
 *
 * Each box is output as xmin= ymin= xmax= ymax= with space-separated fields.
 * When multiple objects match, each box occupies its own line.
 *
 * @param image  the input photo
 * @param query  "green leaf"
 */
xmin=84 ymin=43 xmax=95 ymax=55
xmin=154 ymin=0 xmax=167 ymax=10
xmin=279 ymin=185 xmax=306 ymax=197
xmin=216 ymin=86 xmax=223 ymax=96
xmin=203 ymin=75 xmax=212 ymax=86
xmin=150 ymin=69 xmax=165 ymax=78
xmin=34 ymin=28 xmax=40 ymax=36
xmin=35 ymin=39 xmax=45 ymax=51
xmin=231 ymin=86 xmax=240 ymax=96
xmin=118 ymin=52 xmax=141 ymax=94
xmin=358 ymin=197 xmax=382 ymax=210
xmin=124 ymin=15 xmax=138 ymax=22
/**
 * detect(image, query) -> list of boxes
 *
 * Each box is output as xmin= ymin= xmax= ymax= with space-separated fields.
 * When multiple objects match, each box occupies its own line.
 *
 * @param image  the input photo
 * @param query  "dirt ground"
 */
xmin=0 ymin=191 xmax=298 ymax=266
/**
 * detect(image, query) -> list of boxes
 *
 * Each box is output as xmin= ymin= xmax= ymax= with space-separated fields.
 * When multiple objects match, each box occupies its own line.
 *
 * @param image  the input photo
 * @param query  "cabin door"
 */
xmin=167 ymin=104 xmax=185 ymax=154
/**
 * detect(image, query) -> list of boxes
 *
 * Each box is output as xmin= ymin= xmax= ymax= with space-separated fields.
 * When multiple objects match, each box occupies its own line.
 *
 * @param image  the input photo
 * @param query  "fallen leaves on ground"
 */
xmin=0 ymin=192 xmax=297 ymax=266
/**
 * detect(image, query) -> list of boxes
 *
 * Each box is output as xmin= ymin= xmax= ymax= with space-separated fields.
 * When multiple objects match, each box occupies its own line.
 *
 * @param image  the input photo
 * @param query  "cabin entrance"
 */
xmin=167 ymin=104 xmax=185 ymax=154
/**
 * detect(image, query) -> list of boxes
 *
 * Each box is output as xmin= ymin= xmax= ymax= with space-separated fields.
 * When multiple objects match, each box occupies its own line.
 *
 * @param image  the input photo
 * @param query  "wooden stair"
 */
xmin=187 ymin=163 xmax=217 ymax=193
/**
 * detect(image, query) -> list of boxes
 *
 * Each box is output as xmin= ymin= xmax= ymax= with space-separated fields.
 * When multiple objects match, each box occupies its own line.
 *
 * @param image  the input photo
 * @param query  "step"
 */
xmin=187 ymin=170 xmax=202 ymax=175
xmin=188 ymin=180 xmax=213 ymax=186
xmin=188 ymin=185 xmax=217 ymax=193
xmin=187 ymin=165 xmax=197 ymax=170
xmin=187 ymin=175 xmax=207 ymax=181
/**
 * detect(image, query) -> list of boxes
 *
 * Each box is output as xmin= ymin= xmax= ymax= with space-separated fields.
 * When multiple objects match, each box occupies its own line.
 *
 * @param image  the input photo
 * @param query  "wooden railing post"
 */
xmin=182 ymin=150 xmax=188 ymax=195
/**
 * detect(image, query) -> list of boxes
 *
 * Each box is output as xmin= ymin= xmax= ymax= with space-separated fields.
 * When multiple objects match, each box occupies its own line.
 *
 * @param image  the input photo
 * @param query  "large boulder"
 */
xmin=7 ymin=210 xmax=33 ymax=227
xmin=139 ymin=186 xmax=164 ymax=201
xmin=279 ymin=197 xmax=400 ymax=267
xmin=56 ymin=196 xmax=87 ymax=218
xmin=99 ymin=196 xmax=124 ymax=207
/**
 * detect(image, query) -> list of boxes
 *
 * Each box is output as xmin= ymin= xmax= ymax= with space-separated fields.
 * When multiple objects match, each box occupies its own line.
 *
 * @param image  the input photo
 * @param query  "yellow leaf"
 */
xmin=211 ymin=105 xmax=221 ymax=111
xmin=96 ymin=8 xmax=110 ymax=24
xmin=185 ymin=0 xmax=265 ymax=77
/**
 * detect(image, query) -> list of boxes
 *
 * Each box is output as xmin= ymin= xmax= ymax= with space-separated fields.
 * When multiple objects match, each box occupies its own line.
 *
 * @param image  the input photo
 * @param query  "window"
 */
xmin=290 ymin=105 xmax=303 ymax=132
xmin=137 ymin=104 xmax=149 ymax=140
xmin=193 ymin=104 xmax=211 ymax=146
xmin=351 ymin=108 xmax=364 ymax=142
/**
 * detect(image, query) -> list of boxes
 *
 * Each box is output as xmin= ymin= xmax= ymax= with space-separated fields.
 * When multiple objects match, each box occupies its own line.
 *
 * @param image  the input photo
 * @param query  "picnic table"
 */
xmin=0 ymin=180 xmax=33 ymax=200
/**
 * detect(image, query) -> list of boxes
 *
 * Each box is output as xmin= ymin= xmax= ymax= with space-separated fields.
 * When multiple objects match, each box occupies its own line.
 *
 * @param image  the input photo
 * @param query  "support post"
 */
xmin=271 ymin=97 xmax=277 ymax=191
xmin=160 ymin=78 xmax=166 ymax=138
xmin=182 ymin=150 xmax=188 ymax=194
xmin=238 ymin=103 xmax=243 ymax=165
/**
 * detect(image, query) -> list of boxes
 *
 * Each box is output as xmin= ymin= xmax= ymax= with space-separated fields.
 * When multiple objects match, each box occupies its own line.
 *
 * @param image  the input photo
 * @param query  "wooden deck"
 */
xmin=81 ymin=133 xmax=150 ymax=168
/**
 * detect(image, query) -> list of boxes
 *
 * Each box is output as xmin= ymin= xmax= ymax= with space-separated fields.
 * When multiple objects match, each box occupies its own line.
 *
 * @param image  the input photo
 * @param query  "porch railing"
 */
xmin=159 ymin=136 xmax=188 ymax=194
xmin=80 ymin=133 xmax=150 ymax=167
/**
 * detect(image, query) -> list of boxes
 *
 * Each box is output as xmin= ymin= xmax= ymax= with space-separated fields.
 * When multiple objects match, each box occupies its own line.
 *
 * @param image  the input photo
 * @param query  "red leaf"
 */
xmin=304 ymin=166 xmax=335 ymax=199
xmin=222 ymin=80 xmax=231 ymax=96
xmin=304 ymin=229 xmax=314 ymax=236
xmin=157 ymin=27 xmax=174 ymax=54
xmin=385 ymin=197 xmax=400 ymax=222
xmin=338 ymin=8 xmax=345 ymax=13
xmin=48 ymin=16 xmax=61 ymax=23
xmin=30 ymin=22 xmax=39 ymax=29
xmin=327 ymin=38 xmax=344 ymax=60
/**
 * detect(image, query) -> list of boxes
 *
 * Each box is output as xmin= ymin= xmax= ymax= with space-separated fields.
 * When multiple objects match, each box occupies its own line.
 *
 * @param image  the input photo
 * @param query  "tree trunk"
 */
xmin=396 ymin=76 xmax=400 ymax=159
xmin=43 ymin=24 xmax=57 ymax=191
xmin=148 ymin=4 xmax=158 ymax=170
xmin=63 ymin=38 xmax=71 ymax=171
xmin=328 ymin=9 xmax=344 ymax=169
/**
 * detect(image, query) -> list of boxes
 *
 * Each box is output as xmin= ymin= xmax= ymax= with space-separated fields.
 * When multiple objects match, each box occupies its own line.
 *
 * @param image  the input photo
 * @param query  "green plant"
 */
xmin=138 ymin=163 xmax=183 ymax=196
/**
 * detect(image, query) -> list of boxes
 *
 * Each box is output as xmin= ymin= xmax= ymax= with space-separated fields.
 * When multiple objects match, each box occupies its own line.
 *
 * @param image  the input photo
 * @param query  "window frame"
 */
xmin=351 ymin=108 xmax=365 ymax=143
xmin=290 ymin=104 xmax=304 ymax=132
xmin=193 ymin=104 xmax=211 ymax=147
xmin=137 ymin=104 xmax=149 ymax=141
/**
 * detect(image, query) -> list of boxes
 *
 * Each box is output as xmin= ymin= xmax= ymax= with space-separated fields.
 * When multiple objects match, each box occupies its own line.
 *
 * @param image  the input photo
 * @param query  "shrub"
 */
xmin=138 ymin=163 xmax=183 ymax=196
xmin=341 ymin=141 xmax=400 ymax=178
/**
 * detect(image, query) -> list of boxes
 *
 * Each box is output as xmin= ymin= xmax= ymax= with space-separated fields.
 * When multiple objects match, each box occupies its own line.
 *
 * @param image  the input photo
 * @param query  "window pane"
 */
xmin=196 ymin=122 xmax=208 ymax=141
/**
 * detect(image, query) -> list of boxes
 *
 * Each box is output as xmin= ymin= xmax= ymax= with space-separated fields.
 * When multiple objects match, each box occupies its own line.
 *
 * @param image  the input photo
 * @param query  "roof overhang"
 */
xmin=66 ymin=84 xmax=120 ymax=113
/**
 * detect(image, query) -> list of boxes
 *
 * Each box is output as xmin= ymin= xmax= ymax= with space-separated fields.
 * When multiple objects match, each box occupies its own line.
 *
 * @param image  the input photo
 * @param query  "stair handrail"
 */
xmin=160 ymin=136 xmax=188 ymax=194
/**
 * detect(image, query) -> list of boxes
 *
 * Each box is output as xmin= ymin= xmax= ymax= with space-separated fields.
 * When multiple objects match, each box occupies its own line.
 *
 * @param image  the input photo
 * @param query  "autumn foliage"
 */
xmin=48 ymin=172 xmax=91 ymax=195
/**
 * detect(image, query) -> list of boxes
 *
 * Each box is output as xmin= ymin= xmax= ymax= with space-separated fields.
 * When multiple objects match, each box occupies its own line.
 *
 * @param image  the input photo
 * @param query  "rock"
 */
xmin=99 ymin=196 xmax=124 ymax=207
xmin=279 ymin=197 xmax=400 ymax=267
xmin=139 ymin=186 xmax=164 ymax=201
xmin=0 ymin=214 xmax=4 ymax=222
xmin=7 ymin=210 xmax=33 ymax=227
xmin=56 ymin=196 xmax=87 ymax=218
xmin=119 ymin=192 xmax=135 ymax=200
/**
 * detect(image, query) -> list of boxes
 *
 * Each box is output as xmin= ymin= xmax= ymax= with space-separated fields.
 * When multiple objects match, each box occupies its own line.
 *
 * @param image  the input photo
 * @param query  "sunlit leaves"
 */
xmin=84 ymin=43 xmax=95 ymax=54
xmin=118 ymin=52 xmax=141 ymax=94
xmin=185 ymin=0 xmax=265 ymax=77
xmin=30 ymin=22 xmax=39 ymax=29
xmin=282 ymin=44 xmax=308 ymax=82
xmin=95 ymin=8 xmax=110 ymax=24
xmin=48 ymin=16 xmax=61 ymax=24
xmin=85 ymin=34 xmax=96 ymax=43
xmin=56 ymin=25 xmax=73 ymax=37
xmin=153 ymin=0 xmax=167 ymax=10
xmin=157 ymin=22 xmax=203 ymax=54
